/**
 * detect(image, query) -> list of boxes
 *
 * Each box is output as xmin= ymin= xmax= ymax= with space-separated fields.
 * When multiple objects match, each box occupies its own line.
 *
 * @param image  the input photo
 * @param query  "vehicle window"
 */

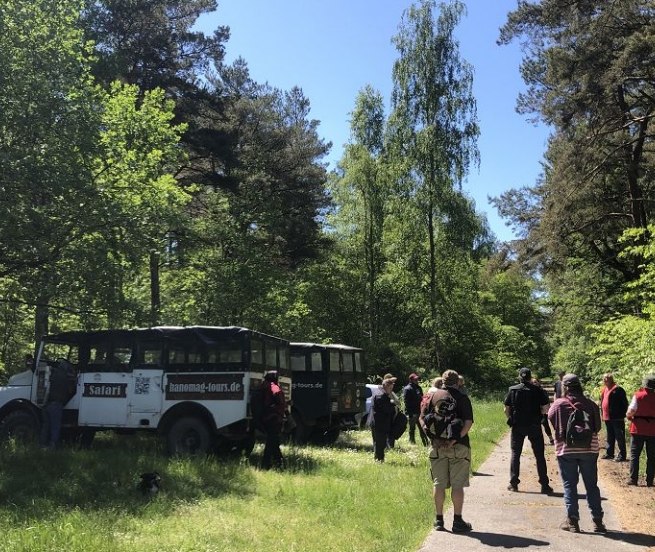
xmin=168 ymin=347 xmax=186 ymax=371
xmin=87 ymin=344 xmax=109 ymax=372
xmin=279 ymin=346 xmax=288 ymax=370
xmin=311 ymin=352 xmax=323 ymax=372
xmin=111 ymin=346 xmax=132 ymax=371
xmin=365 ymin=386 xmax=373 ymax=399
xmin=187 ymin=346 xmax=204 ymax=366
xmin=41 ymin=342 xmax=79 ymax=366
xmin=343 ymin=352 xmax=354 ymax=373
xmin=291 ymin=353 xmax=306 ymax=372
xmin=265 ymin=342 xmax=277 ymax=369
xmin=219 ymin=338 xmax=242 ymax=365
xmin=329 ymin=351 xmax=340 ymax=372
xmin=251 ymin=339 xmax=263 ymax=366
xmin=354 ymin=352 xmax=362 ymax=372
xmin=138 ymin=342 xmax=162 ymax=367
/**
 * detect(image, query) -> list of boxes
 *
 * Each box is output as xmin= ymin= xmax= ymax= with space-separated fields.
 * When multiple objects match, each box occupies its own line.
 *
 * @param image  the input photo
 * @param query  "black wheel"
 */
xmin=0 ymin=410 xmax=40 ymax=444
xmin=166 ymin=417 xmax=212 ymax=456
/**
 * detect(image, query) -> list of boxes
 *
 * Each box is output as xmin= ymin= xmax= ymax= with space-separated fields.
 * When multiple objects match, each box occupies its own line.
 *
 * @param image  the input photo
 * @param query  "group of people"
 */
xmin=373 ymin=365 xmax=655 ymax=536
xmin=504 ymin=368 xmax=655 ymax=533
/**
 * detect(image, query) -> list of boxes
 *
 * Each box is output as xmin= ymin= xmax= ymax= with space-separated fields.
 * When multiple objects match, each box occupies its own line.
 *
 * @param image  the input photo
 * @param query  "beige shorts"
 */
xmin=429 ymin=443 xmax=471 ymax=489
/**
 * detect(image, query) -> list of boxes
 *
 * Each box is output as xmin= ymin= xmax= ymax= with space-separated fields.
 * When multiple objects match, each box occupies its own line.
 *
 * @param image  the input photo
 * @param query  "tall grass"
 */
xmin=0 ymin=399 xmax=507 ymax=552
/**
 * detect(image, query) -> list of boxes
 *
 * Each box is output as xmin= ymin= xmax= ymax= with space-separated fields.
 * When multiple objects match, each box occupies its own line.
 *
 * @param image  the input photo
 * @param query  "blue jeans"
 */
xmin=41 ymin=401 xmax=64 ymax=448
xmin=557 ymin=453 xmax=603 ymax=521
xmin=605 ymin=419 xmax=626 ymax=458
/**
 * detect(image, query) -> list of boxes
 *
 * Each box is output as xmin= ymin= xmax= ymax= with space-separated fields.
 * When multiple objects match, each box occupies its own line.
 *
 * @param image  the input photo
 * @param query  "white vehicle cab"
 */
xmin=0 ymin=326 xmax=291 ymax=455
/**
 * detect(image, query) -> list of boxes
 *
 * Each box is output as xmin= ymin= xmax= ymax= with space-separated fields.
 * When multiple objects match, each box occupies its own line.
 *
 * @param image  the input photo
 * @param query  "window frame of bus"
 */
xmin=83 ymin=337 xmax=134 ymax=373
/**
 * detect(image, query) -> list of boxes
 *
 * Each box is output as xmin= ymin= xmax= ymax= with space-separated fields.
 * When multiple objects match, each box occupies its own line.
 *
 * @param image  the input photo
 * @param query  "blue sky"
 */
xmin=197 ymin=1 xmax=550 ymax=242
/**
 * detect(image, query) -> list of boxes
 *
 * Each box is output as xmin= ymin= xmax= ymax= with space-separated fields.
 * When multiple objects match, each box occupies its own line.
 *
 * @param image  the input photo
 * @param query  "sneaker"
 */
xmin=614 ymin=455 xmax=626 ymax=462
xmin=601 ymin=454 xmax=614 ymax=460
xmin=592 ymin=518 xmax=607 ymax=533
xmin=540 ymin=484 xmax=554 ymax=495
xmin=647 ymin=482 xmax=653 ymax=488
xmin=452 ymin=519 xmax=473 ymax=533
xmin=560 ymin=517 xmax=580 ymax=533
xmin=507 ymin=484 xmax=518 ymax=492
xmin=627 ymin=479 xmax=638 ymax=486
xmin=434 ymin=518 xmax=445 ymax=531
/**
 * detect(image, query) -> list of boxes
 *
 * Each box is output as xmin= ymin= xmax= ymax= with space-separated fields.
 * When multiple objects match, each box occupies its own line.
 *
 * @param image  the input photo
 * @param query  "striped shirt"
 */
xmin=547 ymin=393 xmax=601 ymax=456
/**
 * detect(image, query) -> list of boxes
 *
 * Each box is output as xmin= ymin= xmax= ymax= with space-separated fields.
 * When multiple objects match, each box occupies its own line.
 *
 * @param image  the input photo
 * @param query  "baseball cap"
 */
xmin=518 ymin=367 xmax=532 ymax=380
xmin=409 ymin=373 xmax=419 ymax=381
xmin=562 ymin=373 xmax=581 ymax=387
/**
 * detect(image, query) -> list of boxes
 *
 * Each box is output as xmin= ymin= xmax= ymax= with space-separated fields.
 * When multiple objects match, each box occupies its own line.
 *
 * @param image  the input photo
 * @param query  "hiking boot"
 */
xmin=452 ymin=519 xmax=473 ymax=533
xmin=540 ymin=484 xmax=554 ymax=495
xmin=560 ymin=517 xmax=580 ymax=533
xmin=433 ymin=518 xmax=445 ymax=531
xmin=601 ymin=454 xmax=614 ymax=460
xmin=507 ymin=484 xmax=518 ymax=492
xmin=627 ymin=479 xmax=638 ymax=486
xmin=592 ymin=518 xmax=607 ymax=533
xmin=614 ymin=455 xmax=626 ymax=462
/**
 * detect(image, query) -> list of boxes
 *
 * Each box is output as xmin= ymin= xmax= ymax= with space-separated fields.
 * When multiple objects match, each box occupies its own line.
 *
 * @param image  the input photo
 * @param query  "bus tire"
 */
xmin=166 ymin=416 xmax=212 ymax=456
xmin=0 ymin=409 xmax=40 ymax=444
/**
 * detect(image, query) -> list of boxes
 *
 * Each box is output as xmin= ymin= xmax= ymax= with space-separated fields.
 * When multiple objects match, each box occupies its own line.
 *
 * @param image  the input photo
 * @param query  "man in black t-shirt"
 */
xmin=504 ymin=367 xmax=553 ymax=494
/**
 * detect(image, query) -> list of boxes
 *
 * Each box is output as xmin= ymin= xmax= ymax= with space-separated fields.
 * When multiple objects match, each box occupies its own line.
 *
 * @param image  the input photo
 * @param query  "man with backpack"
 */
xmin=419 ymin=369 xmax=474 ymax=533
xmin=548 ymin=373 xmax=605 ymax=533
xmin=504 ymin=367 xmax=553 ymax=494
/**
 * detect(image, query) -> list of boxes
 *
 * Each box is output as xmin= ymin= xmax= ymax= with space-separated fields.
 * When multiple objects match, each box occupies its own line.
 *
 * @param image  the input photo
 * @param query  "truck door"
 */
xmin=77 ymin=341 xmax=130 ymax=427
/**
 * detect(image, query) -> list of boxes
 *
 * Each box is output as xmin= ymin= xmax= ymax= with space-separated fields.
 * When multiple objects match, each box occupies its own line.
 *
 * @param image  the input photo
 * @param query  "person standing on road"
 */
xmin=371 ymin=376 xmax=397 ymax=462
xmin=599 ymin=373 xmax=628 ymax=462
xmin=403 ymin=373 xmax=427 ymax=445
xmin=420 ymin=369 xmax=474 ymax=533
xmin=504 ymin=368 xmax=553 ymax=494
xmin=260 ymin=370 xmax=286 ymax=470
xmin=554 ymin=371 xmax=566 ymax=399
xmin=625 ymin=374 xmax=655 ymax=487
xmin=532 ymin=378 xmax=555 ymax=445
xmin=548 ymin=374 xmax=605 ymax=533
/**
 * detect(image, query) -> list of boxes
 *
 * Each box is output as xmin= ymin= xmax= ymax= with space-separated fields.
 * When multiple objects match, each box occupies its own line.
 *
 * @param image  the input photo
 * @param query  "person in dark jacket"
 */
xmin=260 ymin=371 xmax=286 ymax=470
xmin=40 ymin=359 xmax=76 ymax=449
xmin=504 ymin=367 xmax=553 ymax=494
xmin=626 ymin=374 xmax=655 ymax=486
xmin=403 ymin=373 xmax=427 ymax=445
xmin=554 ymin=371 xmax=566 ymax=399
xmin=532 ymin=378 xmax=554 ymax=445
xmin=599 ymin=373 xmax=628 ymax=461
xmin=371 ymin=376 xmax=397 ymax=462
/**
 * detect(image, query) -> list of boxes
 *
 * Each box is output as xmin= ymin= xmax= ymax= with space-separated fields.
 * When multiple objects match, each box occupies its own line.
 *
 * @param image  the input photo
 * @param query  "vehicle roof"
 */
xmin=43 ymin=326 xmax=289 ymax=345
xmin=290 ymin=342 xmax=363 ymax=352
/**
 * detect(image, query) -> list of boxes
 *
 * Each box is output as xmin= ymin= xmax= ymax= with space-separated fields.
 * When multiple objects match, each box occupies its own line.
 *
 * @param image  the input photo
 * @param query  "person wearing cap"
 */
xmin=260 ymin=371 xmax=286 ymax=470
xmin=554 ymin=371 xmax=566 ymax=399
xmin=421 ymin=369 xmax=474 ymax=533
xmin=371 ymin=376 xmax=397 ymax=462
xmin=403 ymin=373 xmax=427 ymax=445
xmin=548 ymin=373 xmax=605 ymax=533
xmin=504 ymin=367 xmax=553 ymax=494
xmin=625 ymin=374 xmax=655 ymax=487
xmin=599 ymin=373 xmax=628 ymax=461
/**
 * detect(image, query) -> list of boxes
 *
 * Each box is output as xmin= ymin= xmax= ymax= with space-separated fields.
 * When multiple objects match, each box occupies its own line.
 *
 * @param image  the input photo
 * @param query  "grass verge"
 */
xmin=0 ymin=399 xmax=507 ymax=552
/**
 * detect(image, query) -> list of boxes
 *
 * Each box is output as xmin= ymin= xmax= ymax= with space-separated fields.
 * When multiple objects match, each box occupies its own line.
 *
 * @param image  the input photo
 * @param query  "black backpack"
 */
xmin=422 ymin=389 xmax=461 ymax=441
xmin=565 ymin=400 xmax=593 ymax=448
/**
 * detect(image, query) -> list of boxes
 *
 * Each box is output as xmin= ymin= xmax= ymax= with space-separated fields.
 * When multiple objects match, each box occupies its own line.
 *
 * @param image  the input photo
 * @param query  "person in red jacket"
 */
xmin=260 ymin=371 xmax=286 ymax=470
xmin=626 ymin=374 xmax=655 ymax=487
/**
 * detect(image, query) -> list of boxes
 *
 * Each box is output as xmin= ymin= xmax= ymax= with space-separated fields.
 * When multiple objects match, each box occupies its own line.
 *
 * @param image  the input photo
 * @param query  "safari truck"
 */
xmin=0 ymin=326 xmax=291 ymax=455
xmin=289 ymin=342 xmax=366 ymax=444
